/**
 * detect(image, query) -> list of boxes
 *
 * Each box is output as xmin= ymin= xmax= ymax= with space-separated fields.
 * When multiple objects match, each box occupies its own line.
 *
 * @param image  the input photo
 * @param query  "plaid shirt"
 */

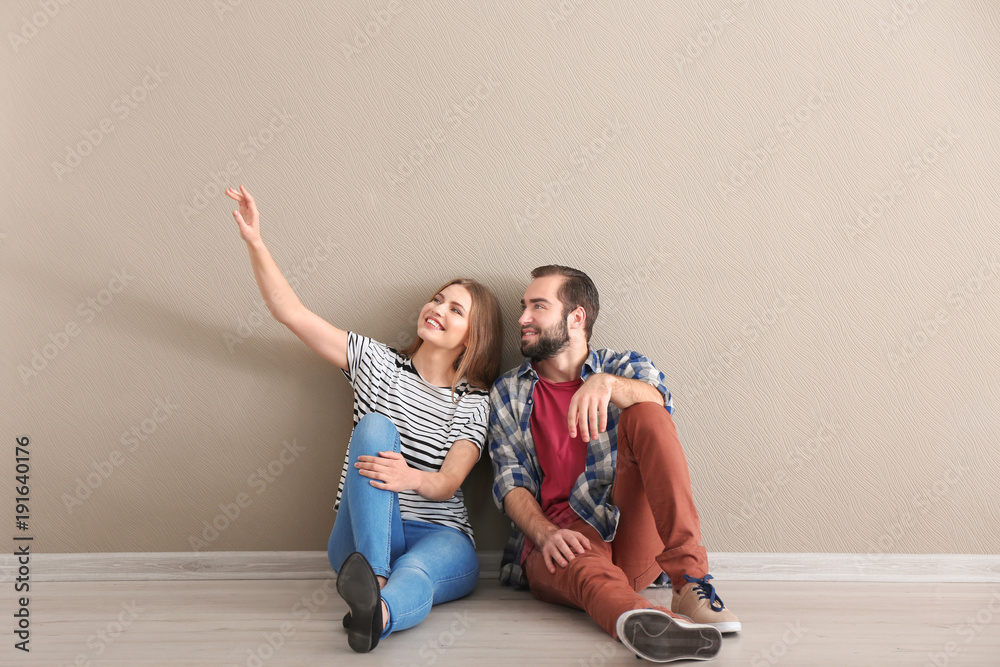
xmin=488 ymin=348 xmax=672 ymax=587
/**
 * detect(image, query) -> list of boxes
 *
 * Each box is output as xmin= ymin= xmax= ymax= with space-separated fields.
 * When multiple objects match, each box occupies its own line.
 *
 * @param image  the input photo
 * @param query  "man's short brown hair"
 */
xmin=530 ymin=265 xmax=600 ymax=341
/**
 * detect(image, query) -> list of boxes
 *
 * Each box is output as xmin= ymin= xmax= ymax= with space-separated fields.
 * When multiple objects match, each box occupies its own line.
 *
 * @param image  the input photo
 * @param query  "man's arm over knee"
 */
xmin=603 ymin=349 xmax=673 ymax=411
xmin=568 ymin=373 xmax=665 ymax=441
xmin=605 ymin=374 xmax=664 ymax=408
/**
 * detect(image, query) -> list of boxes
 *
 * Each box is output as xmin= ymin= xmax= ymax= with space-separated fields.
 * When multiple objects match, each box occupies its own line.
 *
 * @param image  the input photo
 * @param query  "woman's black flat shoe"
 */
xmin=336 ymin=552 xmax=383 ymax=652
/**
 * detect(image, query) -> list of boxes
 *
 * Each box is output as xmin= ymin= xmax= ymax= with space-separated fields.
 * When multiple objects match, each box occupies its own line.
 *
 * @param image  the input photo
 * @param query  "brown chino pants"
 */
xmin=524 ymin=402 xmax=709 ymax=638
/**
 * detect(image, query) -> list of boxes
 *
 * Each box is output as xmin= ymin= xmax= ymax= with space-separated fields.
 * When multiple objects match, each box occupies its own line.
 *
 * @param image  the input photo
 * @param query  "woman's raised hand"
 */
xmin=225 ymin=184 xmax=261 ymax=245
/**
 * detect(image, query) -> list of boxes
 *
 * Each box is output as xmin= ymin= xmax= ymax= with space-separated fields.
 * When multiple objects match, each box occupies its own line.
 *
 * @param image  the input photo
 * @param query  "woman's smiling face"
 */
xmin=416 ymin=283 xmax=473 ymax=352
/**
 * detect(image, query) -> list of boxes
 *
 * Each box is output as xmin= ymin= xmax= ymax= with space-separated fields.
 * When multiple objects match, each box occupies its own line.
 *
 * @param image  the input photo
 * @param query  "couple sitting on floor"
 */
xmin=228 ymin=184 xmax=739 ymax=663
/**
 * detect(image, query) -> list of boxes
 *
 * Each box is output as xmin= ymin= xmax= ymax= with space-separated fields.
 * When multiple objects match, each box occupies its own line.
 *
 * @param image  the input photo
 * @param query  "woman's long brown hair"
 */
xmin=399 ymin=278 xmax=504 ymax=393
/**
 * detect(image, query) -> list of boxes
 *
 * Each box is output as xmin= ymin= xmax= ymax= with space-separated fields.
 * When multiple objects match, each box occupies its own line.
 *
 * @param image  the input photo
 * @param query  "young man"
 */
xmin=488 ymin=265 xmax=739 ymax=663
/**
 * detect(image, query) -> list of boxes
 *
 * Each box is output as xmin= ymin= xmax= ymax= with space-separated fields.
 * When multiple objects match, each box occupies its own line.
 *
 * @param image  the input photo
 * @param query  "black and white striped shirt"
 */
xmin=334 ymin=332 xmax=488 ymax=542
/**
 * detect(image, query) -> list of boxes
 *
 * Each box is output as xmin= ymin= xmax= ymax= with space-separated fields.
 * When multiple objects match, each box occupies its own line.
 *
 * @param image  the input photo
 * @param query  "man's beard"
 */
xmin=521 ymin=316 xmax=570 ymax=362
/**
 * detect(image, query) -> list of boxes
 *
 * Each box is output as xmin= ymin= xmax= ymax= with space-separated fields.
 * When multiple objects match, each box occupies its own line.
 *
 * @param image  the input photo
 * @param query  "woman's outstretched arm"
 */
xmin=227 ymin=184 xmax=348 ymax=370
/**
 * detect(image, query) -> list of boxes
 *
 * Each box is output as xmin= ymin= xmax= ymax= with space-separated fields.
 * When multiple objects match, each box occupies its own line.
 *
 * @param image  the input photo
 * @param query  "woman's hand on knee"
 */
xmin=356 ymin=451 xmax=421 ymax=493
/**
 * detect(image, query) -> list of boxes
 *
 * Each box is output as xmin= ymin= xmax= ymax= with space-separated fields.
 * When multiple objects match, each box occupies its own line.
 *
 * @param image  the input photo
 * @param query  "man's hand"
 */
xmin=569 ymin=374 xmax=666 ymax=440
xmin=538 ymin=526 xmax=592 ymax=574
xmin=568 ymin=373 xmax=615 ymax=442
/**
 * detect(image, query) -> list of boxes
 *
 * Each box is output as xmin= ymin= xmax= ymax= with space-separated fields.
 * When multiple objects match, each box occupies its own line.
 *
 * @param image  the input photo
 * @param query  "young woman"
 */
xmin=226 ymin=185 xmax=503 ymax=654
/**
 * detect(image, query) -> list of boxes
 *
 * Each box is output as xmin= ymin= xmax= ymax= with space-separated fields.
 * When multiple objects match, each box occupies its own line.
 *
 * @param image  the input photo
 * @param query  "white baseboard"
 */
xmin=706 ymin=552 xmax=1000 ymax=583
xmin=1 ymin=550 xmax=997 ymax=583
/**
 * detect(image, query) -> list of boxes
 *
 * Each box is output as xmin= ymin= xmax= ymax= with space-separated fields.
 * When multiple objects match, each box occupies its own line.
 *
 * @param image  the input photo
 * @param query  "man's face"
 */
xmin=519 ymin=276 xmax=570 ymax=361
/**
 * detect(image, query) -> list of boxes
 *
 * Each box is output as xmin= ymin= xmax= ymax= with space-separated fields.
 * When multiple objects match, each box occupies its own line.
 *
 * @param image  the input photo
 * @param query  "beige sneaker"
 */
xmin=671 ymin=574 xmax=741 ymax=634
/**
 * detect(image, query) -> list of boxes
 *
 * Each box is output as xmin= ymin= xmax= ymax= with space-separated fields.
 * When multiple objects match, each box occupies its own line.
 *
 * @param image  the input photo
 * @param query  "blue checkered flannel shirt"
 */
xmin=488 ymin=348 xmax=672 ymax=587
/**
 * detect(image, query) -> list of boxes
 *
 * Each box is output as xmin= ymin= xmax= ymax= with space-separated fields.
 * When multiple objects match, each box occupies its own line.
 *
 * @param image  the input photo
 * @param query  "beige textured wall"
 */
xmin=2 ymin=1 xmax=998 ymax=558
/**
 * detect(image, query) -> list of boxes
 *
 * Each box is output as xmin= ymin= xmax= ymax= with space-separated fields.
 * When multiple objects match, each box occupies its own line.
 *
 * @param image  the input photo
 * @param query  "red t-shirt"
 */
xmin=523 ymin=372 xmax=588 ymax=561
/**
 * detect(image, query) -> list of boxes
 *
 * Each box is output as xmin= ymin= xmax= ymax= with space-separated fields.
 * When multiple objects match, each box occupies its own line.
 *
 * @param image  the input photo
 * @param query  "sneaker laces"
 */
xmin=683 ymin=574 xmax=725 ymax=612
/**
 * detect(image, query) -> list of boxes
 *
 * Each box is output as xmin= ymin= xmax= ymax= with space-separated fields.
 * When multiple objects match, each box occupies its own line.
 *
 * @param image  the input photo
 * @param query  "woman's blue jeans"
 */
xmin=328 ymin=413 xmax=479 ymax=638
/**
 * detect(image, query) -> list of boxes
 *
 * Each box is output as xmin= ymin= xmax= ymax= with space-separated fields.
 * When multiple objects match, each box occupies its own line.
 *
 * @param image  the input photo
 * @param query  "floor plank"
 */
xmin=7 ymin=580 xmax=1000 ymax=665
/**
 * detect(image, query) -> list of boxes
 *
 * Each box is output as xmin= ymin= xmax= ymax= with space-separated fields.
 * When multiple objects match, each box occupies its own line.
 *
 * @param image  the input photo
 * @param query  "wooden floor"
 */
xmin=10 ymin=579 xmax=1000 ymax=666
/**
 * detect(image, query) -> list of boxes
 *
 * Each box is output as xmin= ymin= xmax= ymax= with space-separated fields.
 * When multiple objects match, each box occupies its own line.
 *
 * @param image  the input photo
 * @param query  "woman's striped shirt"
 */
xmin=334 ymin=332 xmax=488 ymax=542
